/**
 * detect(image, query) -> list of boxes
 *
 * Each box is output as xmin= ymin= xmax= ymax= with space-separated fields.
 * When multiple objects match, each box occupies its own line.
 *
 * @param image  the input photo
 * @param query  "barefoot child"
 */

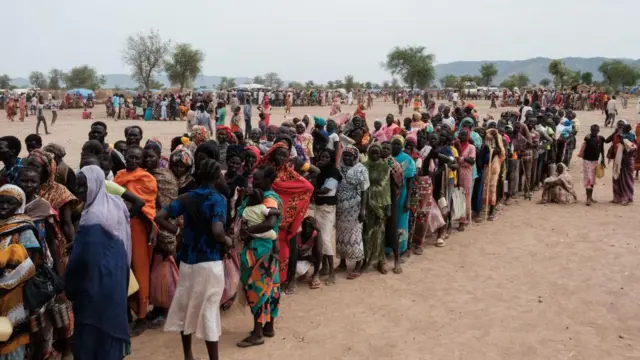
xmin=285 ymin=217 xmax=323 ymax=294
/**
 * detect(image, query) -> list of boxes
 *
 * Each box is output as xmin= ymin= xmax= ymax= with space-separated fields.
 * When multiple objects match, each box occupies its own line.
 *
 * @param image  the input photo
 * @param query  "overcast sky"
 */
xmin=4 ymin=0 xmax=638 ymax=83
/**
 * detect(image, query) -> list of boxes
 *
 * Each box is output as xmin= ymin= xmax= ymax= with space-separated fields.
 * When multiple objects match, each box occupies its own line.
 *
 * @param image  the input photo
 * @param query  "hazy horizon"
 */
xmin=5 ymin=0 xmax=639 ymax=83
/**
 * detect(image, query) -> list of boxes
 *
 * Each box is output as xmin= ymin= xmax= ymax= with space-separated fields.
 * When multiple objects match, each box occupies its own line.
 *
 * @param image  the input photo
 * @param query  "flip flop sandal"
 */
xmin=309 ymin=279 xmax=321 ymax=290
xmin=347 ymin=272 xmax=361 ymax=280
xmin=237 ymin=336 xmax=265 ymax=348
xmin=436 ymin=238 xmax=446 ymax=247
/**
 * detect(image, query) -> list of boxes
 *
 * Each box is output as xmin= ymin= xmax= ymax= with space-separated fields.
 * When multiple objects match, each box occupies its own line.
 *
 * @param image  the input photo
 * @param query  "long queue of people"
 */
xmin=0 ymin=99 xmax=638 ymax=359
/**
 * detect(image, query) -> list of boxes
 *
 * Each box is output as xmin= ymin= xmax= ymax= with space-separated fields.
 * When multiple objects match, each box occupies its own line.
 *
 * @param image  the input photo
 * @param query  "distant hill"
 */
xmin=433 ymin=57 xmax=640 ymax=85
xmin=9 ymin=57 xmax=640 ymax=89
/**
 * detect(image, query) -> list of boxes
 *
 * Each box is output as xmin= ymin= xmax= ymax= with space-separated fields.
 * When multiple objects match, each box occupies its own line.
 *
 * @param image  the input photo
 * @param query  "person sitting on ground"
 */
xmin=285 ymin=216 xmax=323 ymax=294
xmin=537 ymin=163 xmax=577 ymax=204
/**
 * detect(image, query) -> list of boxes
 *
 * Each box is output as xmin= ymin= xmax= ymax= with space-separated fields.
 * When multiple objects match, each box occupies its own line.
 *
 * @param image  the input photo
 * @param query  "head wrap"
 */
xmin=28 ymin=149 xmax=56 ymax=188
xmin=170 ymin=145 xmax=194 ymax=168
xmin=216 ymin=125 xmax=237 ymax=144
xmin=191 ymin=125 xmax=209 ymax=146
xmin=42 ymin=143 xmax=66 ymax=159
xmin=257 ymin=142 xmax=289 ymax=168
xmin=368 ymin=142 xmax=382 ymax=153
xmin=246 ymin=146 xmax=261 ymax=162
xmin=313 ymin=116 xmax=326 ymax=127
xmin=0 ymin=184 xmax=26 ymax=214
xmin=79 ymin=165 xmax=132 ymax=264
xmin=145 ymin=137 xmax=163 ymax=154
xmin=390 ymin=134 xmax=405 ymax=148
xmin=340 ymin=145 xmax=360 ymax=169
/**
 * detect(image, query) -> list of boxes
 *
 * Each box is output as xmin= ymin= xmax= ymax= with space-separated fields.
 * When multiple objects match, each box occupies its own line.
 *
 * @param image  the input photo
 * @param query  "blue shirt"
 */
xmin=0 ymin=157 xmax=23 ymax=186
xmin=165 ymin=187 xmax=227 ymax=264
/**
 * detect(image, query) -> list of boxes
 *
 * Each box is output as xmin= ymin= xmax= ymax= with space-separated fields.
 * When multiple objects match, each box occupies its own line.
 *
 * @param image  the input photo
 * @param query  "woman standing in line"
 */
xmin=335 ymin=145 xmax=369 ymax=279
xmin=455 ymin=129 xmax=476 ymax=230
xmin=363 ymin=144 xmax=391 ymax=273
xmin=236 ymin=165 xmax=282 ymax=348
xmin=389 ymin=135 xmax=415 ymax=256
xmin=313 ymin=148 xmax=341 ymax=285
xmin=483 ymin=129 xmax=506 ymax=220
xmin=155 ymin=159 xmax=230 ymax=360
xmin=115 ymin=146 xmax=158 ymax=336
xmin=65 ymin=165 xmax=131 ymax=360
xmin=257 ymin=142 xmax=313 ymax=284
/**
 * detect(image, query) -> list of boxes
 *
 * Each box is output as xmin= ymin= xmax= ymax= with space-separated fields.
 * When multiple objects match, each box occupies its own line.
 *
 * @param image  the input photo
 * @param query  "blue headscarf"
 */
xmin=456 ymin=117 xmax=482 ymax=148
xmin=314 ymin=116 xmax=326 ymax=127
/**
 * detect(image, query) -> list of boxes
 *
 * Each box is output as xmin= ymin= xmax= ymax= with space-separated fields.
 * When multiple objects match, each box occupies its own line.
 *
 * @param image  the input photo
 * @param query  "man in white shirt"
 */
xmin=520 ymin=98 xmax=533 ymax=122
xmin=451 ymin=91 xmax=459 ymax=107
xmin=605 ymin=95 xmax=618 ymax=127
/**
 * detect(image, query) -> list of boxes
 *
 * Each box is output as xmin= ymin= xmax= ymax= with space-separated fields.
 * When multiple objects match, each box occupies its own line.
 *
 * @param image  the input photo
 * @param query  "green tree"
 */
xmin=382 ymin=81 xmax=390 ymax=89
xmin=500 ymin=73 xmax=529 ymax=89
xmin=439 ymin=74 xmax=459 ymax=89
xmin=164 ymin=43 xmax=204 ymax=92
xmin=580 ymin=72 xmax=593 ymax=85
xmin=548 ymin=59 xmax=581 ymax=89
xmin=252 ymin=76 xmax=265 ymax=85
xmin=48 ymin=69 xmax=65 ymax=89
xmin=333 ymin=79 xmax=345 ymax=89
xmin=539 ymin=78 xmax=551 ymax=87
xmin=288 ymin=81 xmax=304 ymax=90
xmin=364 ymin=81 xmax=372 ymax=89
xmin=64 ymin=65 xmax=105 ymax=90
xmin=344 ymin=75 xmax=356 ymax=91
xmin=598 ymin=60 xmax=640 ymax=88
xmin=479 ymin=63 xmax=498 ymax=86
xmin=390 ymin=78 xmax=400 ymax=89
xmin=327 ymin=81 xmax=335 ymax=89
xmin=305 ymin=80 xmax=315 ymax=89
xmin=383 ymin=46 xmax=435 ymax=89
xmin=0 ymin=74 xmax=11 ymax=89
xmin=263 ymin=72 xmax=283 ymax=89
xmin=123 ymin=29 xmax=171 ymax=91
xmin=28 ymin=71 xmax=48 ymax=88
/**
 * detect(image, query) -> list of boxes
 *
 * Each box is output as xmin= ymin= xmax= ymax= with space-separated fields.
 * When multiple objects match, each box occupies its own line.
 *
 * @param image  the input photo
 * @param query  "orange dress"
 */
xmin=115 ymin=167 xmax=157 ymax=319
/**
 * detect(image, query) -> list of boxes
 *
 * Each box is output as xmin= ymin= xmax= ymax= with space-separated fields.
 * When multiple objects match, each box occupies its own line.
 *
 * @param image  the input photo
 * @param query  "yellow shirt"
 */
xmin=449 ymin=147 xmax=458 ymax=182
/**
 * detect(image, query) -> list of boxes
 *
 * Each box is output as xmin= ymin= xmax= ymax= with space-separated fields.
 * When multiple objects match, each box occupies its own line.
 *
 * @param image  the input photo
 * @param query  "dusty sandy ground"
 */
xmin=4 ymin=99 xmax=640 ymax=360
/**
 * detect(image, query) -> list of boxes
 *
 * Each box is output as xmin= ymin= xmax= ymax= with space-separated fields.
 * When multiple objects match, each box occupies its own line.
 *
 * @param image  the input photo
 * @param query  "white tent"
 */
xmin=234 ymin=83 xmax=267 ymax=90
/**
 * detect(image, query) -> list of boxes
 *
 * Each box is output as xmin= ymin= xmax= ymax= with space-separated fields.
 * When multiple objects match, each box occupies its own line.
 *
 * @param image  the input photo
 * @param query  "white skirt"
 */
xmin=164 ymin=261 xmax=224 ymax=342
xmin=312 ymin=204 xmax=337 ymax=256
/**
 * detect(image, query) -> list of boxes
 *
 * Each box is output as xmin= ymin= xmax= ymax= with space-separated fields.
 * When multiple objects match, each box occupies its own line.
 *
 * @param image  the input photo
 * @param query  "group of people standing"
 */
xmin=0 ymin=93 xmax=638 ymax=359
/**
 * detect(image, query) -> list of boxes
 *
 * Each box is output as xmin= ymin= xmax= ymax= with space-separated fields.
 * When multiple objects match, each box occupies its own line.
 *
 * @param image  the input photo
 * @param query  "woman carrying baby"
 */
xmin=236 ymin=165 xmax=283 ymax=348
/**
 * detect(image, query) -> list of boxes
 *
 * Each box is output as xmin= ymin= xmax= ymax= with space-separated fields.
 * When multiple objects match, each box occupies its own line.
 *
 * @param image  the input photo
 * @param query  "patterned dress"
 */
xmin=336 ymin=155 xmax=369 ymax=261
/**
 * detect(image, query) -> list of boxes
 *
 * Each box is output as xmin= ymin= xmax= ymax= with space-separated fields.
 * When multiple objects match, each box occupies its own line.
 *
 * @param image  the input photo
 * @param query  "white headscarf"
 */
xmin=0 ymin=184 xmax=26 ymax=214
xmin=78 ymin=165 xmax=132 ymax=264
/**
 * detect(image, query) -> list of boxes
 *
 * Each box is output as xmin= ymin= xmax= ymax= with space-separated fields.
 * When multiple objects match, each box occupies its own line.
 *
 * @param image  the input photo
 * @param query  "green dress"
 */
xmin=238 ymin=190 xmax=282 ymax=324
xmin=364 ymin=159 xmax=391 ymax=266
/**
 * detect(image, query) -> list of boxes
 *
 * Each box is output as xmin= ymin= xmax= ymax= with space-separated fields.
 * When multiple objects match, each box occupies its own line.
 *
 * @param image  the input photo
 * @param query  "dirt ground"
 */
xmin=4 ymin=99 xmax=640 ymax=360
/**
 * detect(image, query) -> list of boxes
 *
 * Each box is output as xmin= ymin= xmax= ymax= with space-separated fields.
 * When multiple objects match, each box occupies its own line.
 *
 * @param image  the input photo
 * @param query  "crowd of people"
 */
xmin=0 ymin=93 xmax=639 ymax=359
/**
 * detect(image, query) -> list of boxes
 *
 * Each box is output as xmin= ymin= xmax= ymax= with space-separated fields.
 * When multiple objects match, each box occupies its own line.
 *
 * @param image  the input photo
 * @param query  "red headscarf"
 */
xmin=216 ymin=125 xmax=237 ymax=144
xmin=246 ymin=145 xmax=261 ymax=162
xmin=257 ymin=141 xmax=313 ymax=283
